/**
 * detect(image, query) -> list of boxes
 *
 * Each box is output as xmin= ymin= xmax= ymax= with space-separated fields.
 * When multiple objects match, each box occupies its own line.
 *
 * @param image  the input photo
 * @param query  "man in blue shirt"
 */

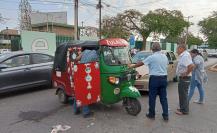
xmin=129 ymin=42 xmax=169 ymax=121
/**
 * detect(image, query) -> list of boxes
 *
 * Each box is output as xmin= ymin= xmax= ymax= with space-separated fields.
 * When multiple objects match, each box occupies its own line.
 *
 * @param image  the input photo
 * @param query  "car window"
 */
xmin=170 ymin=52 xmax=176 ymax=61
xmin=32 ymin=54 xmax=53 ymax=64
xmin=2 ymin=55 xmax=30 ymax=68
xmin=132 ymin=52 xmax=152 ymax=63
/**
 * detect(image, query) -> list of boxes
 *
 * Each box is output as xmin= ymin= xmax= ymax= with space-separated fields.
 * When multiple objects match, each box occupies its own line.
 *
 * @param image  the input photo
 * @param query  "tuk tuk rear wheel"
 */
xmin=124 ymin=98 xmax=141 ymax=116
xmin=57 ymin=89 xmax=68 ymax=104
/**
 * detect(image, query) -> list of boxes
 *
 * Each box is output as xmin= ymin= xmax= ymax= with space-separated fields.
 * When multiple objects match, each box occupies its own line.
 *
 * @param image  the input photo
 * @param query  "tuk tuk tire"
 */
xmin=57 ymin=89 xmax=69 ymax=104
xmin=124 ymin=98 xmax=141 ymax=116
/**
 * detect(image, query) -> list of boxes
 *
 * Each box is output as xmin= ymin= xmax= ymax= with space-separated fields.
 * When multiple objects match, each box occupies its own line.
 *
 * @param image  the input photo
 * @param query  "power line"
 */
xmin=30 ymin=0 xmax=75 ymax=5
xmin=0 ymin=0 xmax=75 ymax=5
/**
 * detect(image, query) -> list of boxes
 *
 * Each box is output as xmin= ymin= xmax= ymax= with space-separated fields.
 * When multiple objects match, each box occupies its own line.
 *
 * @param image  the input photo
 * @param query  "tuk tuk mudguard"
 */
xmin=120 ymin=86 xmax=141 ymax=99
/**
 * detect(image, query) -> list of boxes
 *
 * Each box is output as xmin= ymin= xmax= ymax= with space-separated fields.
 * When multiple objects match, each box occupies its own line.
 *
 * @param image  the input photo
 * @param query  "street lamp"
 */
xmin=184 ymin=16 xmax=193 ymax=45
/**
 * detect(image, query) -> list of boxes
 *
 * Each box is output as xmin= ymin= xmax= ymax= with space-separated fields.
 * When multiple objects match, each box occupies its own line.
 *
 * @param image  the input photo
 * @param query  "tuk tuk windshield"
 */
xmin=103 ymin=46 xmax=131 ymax=65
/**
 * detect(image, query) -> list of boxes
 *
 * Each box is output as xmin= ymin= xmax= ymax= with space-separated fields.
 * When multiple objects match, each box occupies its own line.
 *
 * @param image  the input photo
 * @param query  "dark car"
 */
xmin=0 ymin=51 xmax=54 ymax=93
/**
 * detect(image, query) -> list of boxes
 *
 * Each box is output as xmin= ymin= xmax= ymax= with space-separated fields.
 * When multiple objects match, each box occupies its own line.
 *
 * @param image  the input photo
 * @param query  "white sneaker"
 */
xmin=193 ymin=100 xmax=205 ymax=104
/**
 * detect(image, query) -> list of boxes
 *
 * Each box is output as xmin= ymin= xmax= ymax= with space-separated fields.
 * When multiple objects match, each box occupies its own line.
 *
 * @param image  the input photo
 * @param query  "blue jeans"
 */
xmin=148 ymin=76 xmax=168 ymax=117
xmin=73 ymin=99 xmax=90 ymax=115
xmin=188 ymin=80 xmax=205 ymax=102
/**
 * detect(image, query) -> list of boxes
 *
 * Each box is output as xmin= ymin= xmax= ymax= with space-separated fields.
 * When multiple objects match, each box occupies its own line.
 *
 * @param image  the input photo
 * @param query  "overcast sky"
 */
xmin=0 ymin=0 xmax=217 ymax=37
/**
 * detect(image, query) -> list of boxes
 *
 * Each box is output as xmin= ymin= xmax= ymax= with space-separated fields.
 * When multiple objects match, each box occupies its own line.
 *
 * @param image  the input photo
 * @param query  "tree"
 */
xmin=187 ymin=33 xmax=203 ymax=46
xmin=140 ymin=9 xmax=188 ymax=49
xmin=198 ymin=11 xmax=217 ymax=49
xmin=101 ymin=9 xmax=188 ymax=50
xmin=101 ymin=16 xmax=130 ymax=40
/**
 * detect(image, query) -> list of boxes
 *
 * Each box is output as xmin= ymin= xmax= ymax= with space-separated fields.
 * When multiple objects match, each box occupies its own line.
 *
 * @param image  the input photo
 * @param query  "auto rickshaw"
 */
xmin=52 ymin=38 xmax=141 ymax=116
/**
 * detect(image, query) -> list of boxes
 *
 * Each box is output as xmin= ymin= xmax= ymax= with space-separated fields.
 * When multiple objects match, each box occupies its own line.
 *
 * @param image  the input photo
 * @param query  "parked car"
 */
xmin=132 ymin=51 xmax=178 ymax=91
xmin=0 ymin=49 xmax=11 ymax=54
xmin=0 ymin=51 xmax=54 ymax=93
xmin=207 ymin=49 xmax=217 ymax=58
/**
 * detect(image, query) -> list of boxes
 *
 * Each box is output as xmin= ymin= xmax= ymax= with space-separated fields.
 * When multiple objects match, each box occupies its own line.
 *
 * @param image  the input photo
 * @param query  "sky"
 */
xmin=0 ymin=0 xmax=217 ymax=38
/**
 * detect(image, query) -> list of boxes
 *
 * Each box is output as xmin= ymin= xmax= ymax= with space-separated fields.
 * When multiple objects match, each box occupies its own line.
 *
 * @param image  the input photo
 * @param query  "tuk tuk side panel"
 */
xmin=52 ymin=71 xmax=74 ymax=96
xmin=74 ymin=62 xmax=101 ymax=106
xmin=52 ymin=47 xmax=81 ymax=97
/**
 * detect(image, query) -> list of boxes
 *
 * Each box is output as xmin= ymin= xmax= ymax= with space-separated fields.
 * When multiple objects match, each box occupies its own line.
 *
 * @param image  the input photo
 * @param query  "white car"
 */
xmin=132 ymin=51 xmax=178 ymax=91
xmin=0 ymin=49 xmax=11 ymax=54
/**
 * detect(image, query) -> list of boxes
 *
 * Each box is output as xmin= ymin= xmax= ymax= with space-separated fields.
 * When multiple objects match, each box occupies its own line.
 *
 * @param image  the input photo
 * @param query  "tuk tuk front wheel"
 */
xmin=123 ymin=98 xmax=141 ymax=116
xmin=57 ymin=89 xmax=69 ymax=104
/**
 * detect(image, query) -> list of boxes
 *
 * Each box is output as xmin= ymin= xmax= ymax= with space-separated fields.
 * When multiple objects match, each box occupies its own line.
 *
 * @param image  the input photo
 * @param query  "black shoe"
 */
xmin=83 ymin=112 xmax=94 ymax=118
xmin=163 ymin=116 xmax=169 ymax=121
xmin=146 ymin=113 xmax=155 ymax=120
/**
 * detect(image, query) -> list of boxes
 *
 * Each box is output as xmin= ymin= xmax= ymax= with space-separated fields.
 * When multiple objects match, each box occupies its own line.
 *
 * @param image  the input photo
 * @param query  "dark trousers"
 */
xmin=148 ymin=75 xmax=168 ymax=117
xmin=178 ymin=77 xmax=191 ymax=113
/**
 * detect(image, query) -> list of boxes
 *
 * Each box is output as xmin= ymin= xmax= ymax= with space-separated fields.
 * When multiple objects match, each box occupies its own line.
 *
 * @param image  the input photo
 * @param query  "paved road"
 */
xmin=0 ymin=58 xmax=217 ymax=133
xmin=204 ymin=57 xmax=217 ymax=67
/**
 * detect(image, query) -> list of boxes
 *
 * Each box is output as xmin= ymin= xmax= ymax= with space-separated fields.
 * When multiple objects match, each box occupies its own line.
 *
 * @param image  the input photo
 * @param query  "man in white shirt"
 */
xmin=175 ymin=44 xmax=194 ymax=115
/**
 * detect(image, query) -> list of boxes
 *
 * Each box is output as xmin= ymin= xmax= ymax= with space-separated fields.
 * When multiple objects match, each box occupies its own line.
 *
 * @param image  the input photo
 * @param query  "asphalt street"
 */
xmin=0 ymin=58 xmax=217 ymax=133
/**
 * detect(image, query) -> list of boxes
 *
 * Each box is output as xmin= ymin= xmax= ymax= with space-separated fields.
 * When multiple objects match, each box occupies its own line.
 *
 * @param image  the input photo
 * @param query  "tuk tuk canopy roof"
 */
xmin=99 ymin=38 xmax=129 ymax=47
xmin=53 ymin=38 xmax=129 ymax=72
xmin=53 ymin=40 xmax=98 ymax=72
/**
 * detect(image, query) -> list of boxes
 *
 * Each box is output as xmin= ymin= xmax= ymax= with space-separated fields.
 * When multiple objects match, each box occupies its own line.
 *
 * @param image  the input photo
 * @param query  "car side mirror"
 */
xmin=0 ymin=64 xmax=9 ymax=70
xmin=169 ymin=61 xmax=173 ymax=64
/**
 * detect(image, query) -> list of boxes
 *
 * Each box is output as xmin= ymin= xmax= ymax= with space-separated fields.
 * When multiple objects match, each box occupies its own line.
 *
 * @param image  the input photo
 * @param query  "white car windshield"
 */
xmin=132 ymin=51 xmax=152 ymax=63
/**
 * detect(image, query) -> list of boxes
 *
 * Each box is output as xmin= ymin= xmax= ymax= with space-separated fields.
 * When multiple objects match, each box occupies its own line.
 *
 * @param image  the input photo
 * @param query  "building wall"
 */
xmin=52 ymin=26 xmax=74 ymax=37
xmin=31 ymin=12 xmax=67 ymax=25
xmin=32 ymin=25 xmax=75 ymax=37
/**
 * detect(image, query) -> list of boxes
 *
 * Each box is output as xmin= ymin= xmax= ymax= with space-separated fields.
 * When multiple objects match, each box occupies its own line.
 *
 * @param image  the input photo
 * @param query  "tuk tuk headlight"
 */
xmin=108 ymin=76 xmax=120 ymax=84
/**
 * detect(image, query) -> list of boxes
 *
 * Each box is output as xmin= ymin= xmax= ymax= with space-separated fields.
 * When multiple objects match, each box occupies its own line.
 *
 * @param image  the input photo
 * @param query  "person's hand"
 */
xmin=128 ymin=64 xmax=134 ymax=68
xmin=180 ymin=72 xmax=187 ymax=77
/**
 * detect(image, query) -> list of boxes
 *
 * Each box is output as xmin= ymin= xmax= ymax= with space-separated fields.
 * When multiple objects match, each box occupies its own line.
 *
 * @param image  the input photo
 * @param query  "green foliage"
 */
xmin=141 ymin=9 xmax=188 ymax=37
xmin=187 ymin=33 xmax=203 ymax=46
xmin=101 ymin=16 xmax=130 ymax=40
xmin=101 ymin=8 xmax=188 ymax=50
xmin=198 ymin=11 xmax=217 ymax=48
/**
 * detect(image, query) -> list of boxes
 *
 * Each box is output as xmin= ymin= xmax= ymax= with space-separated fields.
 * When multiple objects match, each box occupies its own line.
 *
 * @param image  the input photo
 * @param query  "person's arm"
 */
xmin=181 ymin=55 xmax=195 ymax=76
xmin=75 ymin=54 xmax=82 ymax=61
xmin=128 ymin=55 xmax=151 ymax=68
xmin=185 ymin=63 xmax=195 ymax=76
xmin=128 ymin=61 xmax=144 ymax=68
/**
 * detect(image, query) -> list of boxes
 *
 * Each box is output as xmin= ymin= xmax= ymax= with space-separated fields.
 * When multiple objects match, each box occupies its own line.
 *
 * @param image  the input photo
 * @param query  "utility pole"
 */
xmin=185 ymin=16 xmax=193 ymax=45
xmin=74 ymin=0 xmax=78 ymax=40
xmin=97 ymin=0 xmax=102 ymax=39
